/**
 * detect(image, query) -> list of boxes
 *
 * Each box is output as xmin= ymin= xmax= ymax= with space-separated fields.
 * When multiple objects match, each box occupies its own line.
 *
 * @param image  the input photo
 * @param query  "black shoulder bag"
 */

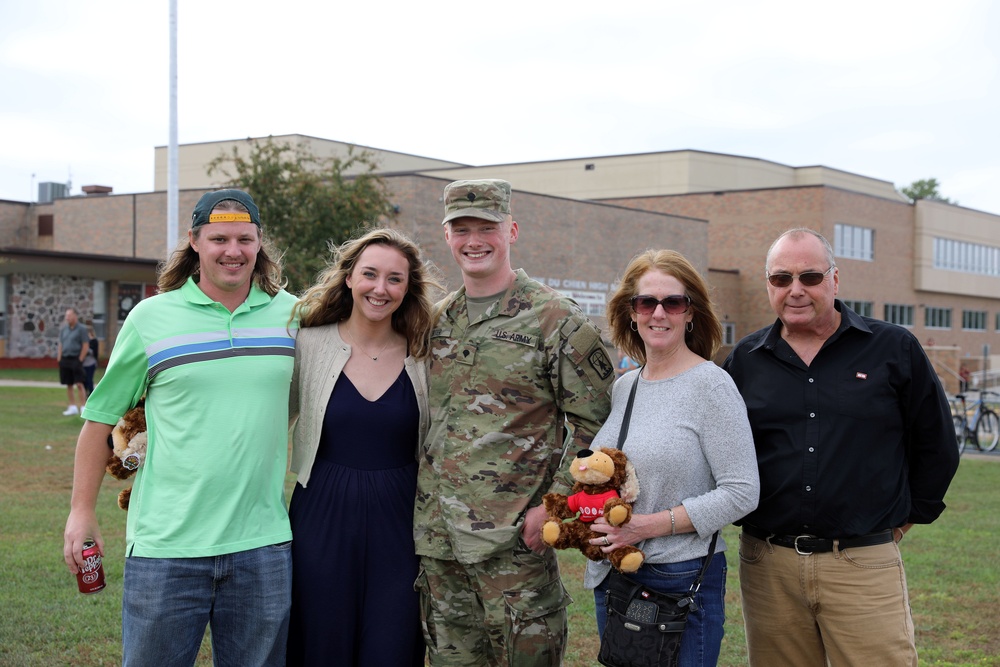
xmin=597 ymin=373 xmax=720 ymax=667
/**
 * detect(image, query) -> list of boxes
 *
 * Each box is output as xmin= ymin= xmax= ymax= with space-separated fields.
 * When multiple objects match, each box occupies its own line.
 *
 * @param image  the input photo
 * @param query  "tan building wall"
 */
xmin=914 ymin=199 xmax=1000 ymax=299
xmin=0 ymin=200 xmax=30 ymax=246
xmin=605 ymin=185 xmax=1000 ymax=382
xmin=153 ymin=134 xmax=466 ymax=191
xmin=6 ymin=137 xmax=999 ymax=381
xmin=706 ymin=268 xmax=743 ymax=365
xmin=381 ymin=174 xmax=709 ymax=335
xmin=417 ymin=150 xmax=907 ymax=202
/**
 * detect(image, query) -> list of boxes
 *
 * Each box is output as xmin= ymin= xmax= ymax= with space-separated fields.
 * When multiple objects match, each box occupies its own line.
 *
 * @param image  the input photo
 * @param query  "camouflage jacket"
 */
xmin=415 ymin=270 xmax=614 ymax=564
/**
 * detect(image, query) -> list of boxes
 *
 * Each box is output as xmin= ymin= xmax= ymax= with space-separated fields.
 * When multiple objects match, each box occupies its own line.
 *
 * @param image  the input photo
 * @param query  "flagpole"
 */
xmin=166 ymin=0 xmax=179 ymax=257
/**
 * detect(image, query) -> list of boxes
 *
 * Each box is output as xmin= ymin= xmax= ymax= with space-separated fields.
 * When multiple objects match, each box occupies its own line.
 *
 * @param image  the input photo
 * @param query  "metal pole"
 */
xmin=984 ymin=344 xmax=991 ymax=391
xmin=166 ymin=0 xmax=179 ymax=257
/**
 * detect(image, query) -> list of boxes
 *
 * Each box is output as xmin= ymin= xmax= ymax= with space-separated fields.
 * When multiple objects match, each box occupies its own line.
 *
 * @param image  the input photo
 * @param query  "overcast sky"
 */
xmin=2 ymin=0 xmax=998 ymax=214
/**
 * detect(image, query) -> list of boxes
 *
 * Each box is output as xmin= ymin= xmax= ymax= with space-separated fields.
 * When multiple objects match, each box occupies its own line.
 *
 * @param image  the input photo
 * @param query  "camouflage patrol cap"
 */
xmin=441 ymin=179 xmax=512 ymax=225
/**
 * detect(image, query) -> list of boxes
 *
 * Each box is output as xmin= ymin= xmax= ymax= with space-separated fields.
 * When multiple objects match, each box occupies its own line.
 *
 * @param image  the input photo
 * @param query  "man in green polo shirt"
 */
xmin=63 ymin=190 xmax=297 ymax=667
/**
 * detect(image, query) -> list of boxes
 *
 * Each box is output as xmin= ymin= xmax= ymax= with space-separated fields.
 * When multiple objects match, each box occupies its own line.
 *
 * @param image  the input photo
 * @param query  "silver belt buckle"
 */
xmin=794 ymin=534 xmax=816 ymax=556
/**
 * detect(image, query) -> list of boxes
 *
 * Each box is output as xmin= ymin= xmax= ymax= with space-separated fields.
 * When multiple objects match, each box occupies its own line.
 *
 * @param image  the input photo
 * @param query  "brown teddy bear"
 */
xmin=541 ymin=448 xmax=645 ymax=573
xmin=105 ymin=403 xmax=146 ymax=511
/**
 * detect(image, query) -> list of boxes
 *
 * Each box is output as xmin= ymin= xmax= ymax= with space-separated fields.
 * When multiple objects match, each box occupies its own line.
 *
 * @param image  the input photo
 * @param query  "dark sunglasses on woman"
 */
xmin=630 ymin=295 xmax=691 ymax=315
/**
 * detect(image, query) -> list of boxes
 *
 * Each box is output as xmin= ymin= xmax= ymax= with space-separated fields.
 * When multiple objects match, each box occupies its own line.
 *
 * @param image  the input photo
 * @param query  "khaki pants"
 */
xmin=739 ymin=532 xmax=917 ymax=667
xmin=417 ymin=543 xmax=570 ymax=667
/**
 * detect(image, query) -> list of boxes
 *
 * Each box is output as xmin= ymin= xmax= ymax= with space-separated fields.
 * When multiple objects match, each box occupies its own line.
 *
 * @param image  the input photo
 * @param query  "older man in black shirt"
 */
xmin=724 ymin=228 xmax=958 ymax=667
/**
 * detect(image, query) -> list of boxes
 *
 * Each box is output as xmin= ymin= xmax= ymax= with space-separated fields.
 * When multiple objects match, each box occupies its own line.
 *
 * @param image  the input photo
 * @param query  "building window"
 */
xmin=722 ymin=322 xmax=736 ymax=346
xmin=933 ymin=237 xmax=1000 ymax=276
xmin=834 ymin=223 xmax=874 ymax=261
xmin=884 ymin=304 xmax=914 ymax=327
xmin=925 ymin=307 xmax=952 ymax=329
xmin=38 ymin=214 xmax=54 ymax=236
xmin=118 ymin=283 xmax=143 ymax=323
xmin=996 ymin=312 xmax=1000 ymax=332
xmin=962 ymin=310 xmax=987 ymax=331
xmin=93 ymin=281 xmax=107 ymax=338
xmin=841 ymin=299 xmax=873 ymax=317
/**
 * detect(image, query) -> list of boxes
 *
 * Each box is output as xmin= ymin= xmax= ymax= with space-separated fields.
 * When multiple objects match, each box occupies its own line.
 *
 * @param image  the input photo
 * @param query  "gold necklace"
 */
xmin=344 ymin=324 xmax=392 ymax=361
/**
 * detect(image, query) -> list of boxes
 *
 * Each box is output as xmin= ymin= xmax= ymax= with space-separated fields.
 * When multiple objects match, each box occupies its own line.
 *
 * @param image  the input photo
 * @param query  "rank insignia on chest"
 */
xmin=457 ymin=342 xmax=478 ymax=366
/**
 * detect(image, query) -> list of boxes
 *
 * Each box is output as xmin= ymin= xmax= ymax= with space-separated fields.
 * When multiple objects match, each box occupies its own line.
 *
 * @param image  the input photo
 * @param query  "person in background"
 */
xmin=82 ymin=323 xmax=99 ymax=396
xmin=63 ymin=189 xmax=297 ymax=667
xmin=57 ymin=307 xmax=89 ymax=416
xmin=286 ymin=227 xmax=437 ymax=666
xmin=415 ymin=179 xmax=615 ymax=666
xmin=586 ymin=249 xmax=760 ymax=667
xmin=615 ymin=350 xmax=640 ymax=377
xmin=724 ymin=227 xmax=959 ymax=666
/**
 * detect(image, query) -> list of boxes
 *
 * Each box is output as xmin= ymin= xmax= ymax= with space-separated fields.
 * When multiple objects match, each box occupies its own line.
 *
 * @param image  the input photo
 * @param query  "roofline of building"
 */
xmin=384 ymin=172 xmax=710 ymax=224
xmin=154 ymin=133 xmax=471 ymax=167
xmin=415 ymin=147 xmax=901 ymax=189
xmin=0 ymin=247 xmax=159 ymax=266
xmin=607 ymin=181 xmax=910 ymax=207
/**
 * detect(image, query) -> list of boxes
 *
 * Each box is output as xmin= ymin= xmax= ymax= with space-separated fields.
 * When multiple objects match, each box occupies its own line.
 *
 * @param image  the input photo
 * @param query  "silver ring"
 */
xmin=602 ymin=536 xmax=610 ymax=546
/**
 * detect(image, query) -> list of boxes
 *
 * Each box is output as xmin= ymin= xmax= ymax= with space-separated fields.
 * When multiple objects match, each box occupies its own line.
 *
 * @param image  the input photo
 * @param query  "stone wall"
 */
xmin=7 ymin=273 xmax=95 ymax=358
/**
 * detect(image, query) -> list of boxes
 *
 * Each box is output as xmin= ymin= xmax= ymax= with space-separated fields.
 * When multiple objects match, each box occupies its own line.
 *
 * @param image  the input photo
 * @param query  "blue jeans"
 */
xmin=594 ymin=552 xmax=727 ymax=667
xmin=122 ymin=543 xmax=292 ymax=667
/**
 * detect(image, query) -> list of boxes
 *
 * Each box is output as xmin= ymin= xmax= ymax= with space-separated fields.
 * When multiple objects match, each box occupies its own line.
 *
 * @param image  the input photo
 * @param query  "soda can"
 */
xmin=76 ymin=539 xmax=106 ymax=594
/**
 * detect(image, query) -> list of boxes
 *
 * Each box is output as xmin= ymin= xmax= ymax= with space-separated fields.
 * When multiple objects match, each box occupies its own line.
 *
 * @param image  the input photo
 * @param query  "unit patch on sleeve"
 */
xmin=588 ymin=348 xmax=614 ymax=381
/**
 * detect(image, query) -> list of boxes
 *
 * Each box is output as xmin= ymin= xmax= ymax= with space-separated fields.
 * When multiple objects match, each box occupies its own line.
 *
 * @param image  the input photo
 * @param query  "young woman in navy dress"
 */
xmin=286 ymin=228 xmax=437 ymax=666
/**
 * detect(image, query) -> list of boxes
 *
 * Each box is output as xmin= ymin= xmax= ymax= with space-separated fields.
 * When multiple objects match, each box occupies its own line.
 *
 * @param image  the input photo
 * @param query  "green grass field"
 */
xmin=1 ymin=375 xmax=997 ymax=666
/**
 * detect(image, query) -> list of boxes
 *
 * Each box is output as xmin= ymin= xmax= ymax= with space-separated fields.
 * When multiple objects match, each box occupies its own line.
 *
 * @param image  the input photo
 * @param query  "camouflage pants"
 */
xmin=416 ymin=543 xmax=570 ymax=667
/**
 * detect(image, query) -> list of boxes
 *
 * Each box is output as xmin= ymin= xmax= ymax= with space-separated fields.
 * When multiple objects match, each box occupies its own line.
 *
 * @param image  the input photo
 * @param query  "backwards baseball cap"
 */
xmin=191 ymin=189 xmax=261 ymax=228
xmin=441 ymin=179 xmax=512 ymax=225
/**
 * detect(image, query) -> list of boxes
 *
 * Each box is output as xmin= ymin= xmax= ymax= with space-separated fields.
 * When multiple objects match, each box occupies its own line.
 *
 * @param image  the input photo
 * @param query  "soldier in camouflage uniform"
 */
xmin=414 ymin=179 xmax=614 ymax=666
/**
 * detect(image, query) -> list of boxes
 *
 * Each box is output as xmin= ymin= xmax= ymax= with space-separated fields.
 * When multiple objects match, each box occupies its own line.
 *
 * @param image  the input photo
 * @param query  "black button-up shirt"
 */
xmin=723 ymin=301 xmax=959 ymax=537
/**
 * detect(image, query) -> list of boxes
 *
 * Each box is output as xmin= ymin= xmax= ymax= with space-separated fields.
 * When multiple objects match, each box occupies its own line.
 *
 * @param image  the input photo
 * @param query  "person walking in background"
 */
xmin=586 ymin=249 xmax=759 ymax=667
xmin=286 ymin=228 xmax=437 ymax=666
xmin=724 ymin=228 xmax=959 ymax=666
xmin=615 ymin=349 xmax=639 ymax=377
xmin=82 ymin=323 xmax=99 ymax=396
xmin=415 ymin=179 xmax=615 ymax=666
xmin=63 ymin=189 xmax=298 ymax=667
xmin=57 ymin=307 xmax=89 ymax=415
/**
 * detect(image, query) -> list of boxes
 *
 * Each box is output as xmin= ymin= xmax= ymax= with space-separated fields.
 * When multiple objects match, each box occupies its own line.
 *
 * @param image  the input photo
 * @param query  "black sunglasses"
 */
xmin=630 ymin=294 xmax=691 ymax=315
xmin=766 ymin=266 xmax=834 ymax=288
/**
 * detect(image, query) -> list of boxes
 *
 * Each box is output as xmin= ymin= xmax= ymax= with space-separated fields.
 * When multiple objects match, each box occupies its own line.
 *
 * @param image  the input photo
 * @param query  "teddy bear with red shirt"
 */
xmin=541 ymin=448 xmax=645 ymax=573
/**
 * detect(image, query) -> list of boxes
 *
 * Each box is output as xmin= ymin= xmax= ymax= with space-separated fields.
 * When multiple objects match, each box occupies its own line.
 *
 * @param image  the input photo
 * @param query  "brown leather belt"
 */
xmin=742 ymin=524 xmax=894 ymax=555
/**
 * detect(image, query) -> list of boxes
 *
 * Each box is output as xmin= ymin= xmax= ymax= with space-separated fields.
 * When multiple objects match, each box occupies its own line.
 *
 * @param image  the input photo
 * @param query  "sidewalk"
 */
xmin=0 ymin=379 xmax=63 ymax=388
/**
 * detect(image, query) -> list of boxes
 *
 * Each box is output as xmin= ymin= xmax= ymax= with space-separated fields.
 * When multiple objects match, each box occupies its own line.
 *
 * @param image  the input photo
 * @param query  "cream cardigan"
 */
xmin=288 ymin=322 xmax=430 ymax=488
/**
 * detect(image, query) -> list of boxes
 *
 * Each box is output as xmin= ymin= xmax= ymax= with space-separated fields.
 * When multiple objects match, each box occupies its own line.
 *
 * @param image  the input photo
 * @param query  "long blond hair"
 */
xmin=157 ymin=199 xmax=285 ymax=295
xmin=293 ymin=227 xmax=440 ymax=359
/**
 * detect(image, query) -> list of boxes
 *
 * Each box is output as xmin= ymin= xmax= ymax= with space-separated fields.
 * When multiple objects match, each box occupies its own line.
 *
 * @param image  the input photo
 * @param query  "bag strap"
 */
xmin=687 ymin=531 xmax=719 ymax=595
xmin=616 ymin=370 xmax=719 ymax=596
xmin=616 ymin=371 xmax=641 ymax=451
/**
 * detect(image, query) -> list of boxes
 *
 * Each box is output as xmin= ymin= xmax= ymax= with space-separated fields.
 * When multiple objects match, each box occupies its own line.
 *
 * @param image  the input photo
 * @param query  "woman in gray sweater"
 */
xmin=586 ymin=249 xmax=760 ymax=667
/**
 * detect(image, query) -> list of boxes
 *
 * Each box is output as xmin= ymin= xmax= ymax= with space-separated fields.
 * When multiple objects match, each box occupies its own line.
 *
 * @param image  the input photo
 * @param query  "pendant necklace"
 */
xmin=345 ymin=324 xmax=391 ymax=361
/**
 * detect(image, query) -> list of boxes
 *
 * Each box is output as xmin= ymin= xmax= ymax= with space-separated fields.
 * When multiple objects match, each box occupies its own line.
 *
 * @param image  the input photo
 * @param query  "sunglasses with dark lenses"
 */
xmin=630 ymin=294 xmax=692 ymax=315
xmin=766 ymin=266 xmax=834 ymax=288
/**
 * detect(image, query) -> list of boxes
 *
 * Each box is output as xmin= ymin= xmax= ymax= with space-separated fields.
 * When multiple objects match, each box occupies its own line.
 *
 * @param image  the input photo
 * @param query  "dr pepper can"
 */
xmin=76 ymin=539 xmax=106 ymax=594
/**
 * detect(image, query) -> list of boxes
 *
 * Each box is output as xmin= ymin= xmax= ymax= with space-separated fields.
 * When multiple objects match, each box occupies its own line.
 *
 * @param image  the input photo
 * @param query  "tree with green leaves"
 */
xmin=207 ymin=137 xmax=393 ymax=294
xmin=899 ymin=178 xmax=956 ymax=205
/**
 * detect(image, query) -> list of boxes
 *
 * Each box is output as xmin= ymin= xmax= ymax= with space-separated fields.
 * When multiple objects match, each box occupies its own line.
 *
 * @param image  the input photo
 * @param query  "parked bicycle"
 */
xmin=952 ymin=390 xmax=1000 ymax=454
